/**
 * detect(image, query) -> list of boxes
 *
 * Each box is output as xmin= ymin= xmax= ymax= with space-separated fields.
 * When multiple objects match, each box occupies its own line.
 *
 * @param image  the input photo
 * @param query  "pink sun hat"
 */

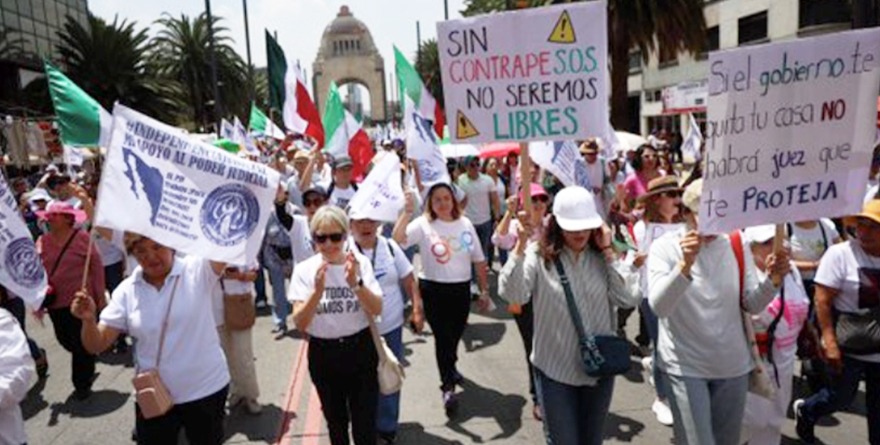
xmin=36 ymin=201 xmax=88 ymax=224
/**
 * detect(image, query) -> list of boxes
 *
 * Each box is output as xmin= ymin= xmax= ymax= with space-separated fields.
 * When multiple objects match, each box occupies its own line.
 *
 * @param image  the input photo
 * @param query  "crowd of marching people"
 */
xmin=2 ymin=130 xmax=880 ymax=445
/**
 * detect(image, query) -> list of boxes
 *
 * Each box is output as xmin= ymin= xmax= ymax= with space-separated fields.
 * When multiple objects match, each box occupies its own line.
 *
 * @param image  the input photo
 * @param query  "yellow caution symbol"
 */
xmin=548 ymin=10 xmax=576 ymax=44
xmin=456 ymin=110 xmax=479 ymax=139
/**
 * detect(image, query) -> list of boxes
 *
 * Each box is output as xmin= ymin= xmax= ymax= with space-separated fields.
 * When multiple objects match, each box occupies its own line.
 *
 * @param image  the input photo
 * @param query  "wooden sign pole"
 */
xmin=519 ymin=142 xmax=532 ymax=215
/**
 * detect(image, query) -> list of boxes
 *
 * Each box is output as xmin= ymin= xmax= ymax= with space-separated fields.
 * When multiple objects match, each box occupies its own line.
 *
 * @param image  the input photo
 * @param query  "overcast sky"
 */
xmin=89 ymin=0 xmax=469 ymax=107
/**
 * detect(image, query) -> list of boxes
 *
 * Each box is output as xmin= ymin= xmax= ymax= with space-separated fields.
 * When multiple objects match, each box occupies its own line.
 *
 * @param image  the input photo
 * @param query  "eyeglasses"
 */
xmin=313 ymin=232 xmax=345 ymax=244
xmin=661 ymin=191 xmax=682 ymax=199
xmin=304 ymin=198 xmax=323 ymax=207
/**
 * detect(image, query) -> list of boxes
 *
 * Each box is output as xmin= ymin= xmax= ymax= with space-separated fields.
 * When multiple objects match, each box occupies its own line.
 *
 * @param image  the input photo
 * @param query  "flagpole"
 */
xmin=242 ymin=0 xmax=255 ymax=104
xmin=205 ymin=0 xmax=223 ymax=134
xmin=520 ymin=142 xmax=532 ymax=215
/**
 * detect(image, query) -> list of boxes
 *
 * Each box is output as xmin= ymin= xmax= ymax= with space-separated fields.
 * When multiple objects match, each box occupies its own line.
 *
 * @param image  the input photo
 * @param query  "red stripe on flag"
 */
xmin=434 ymin=104 xmax=446 ymax=138
xmin=296 ymin=80 xmax=325 ymax=148
xmin=348 ymin=130 xmax=374 ymax=182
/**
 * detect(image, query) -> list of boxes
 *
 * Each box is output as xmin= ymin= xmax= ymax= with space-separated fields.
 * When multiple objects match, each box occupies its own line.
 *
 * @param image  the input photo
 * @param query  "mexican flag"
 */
xmin=45 ymin=61 xmax=112 ymax=147
xmin=266 ymin=31 xmax=324 ymax=147
xmin=394 ymin=45 xmax=444 ymax=137
xmin=248 ymin=104 xmax=285 ymax=139
xmin=322 ymin=82 xmax=373 ymax=180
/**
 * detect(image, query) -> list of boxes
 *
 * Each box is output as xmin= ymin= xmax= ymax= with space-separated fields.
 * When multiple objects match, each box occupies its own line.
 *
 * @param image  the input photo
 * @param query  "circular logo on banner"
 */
xmin=200 ymin=184 xmax=260 ymax=246
xmin=5 ymin=238 xmax=45 ymax=288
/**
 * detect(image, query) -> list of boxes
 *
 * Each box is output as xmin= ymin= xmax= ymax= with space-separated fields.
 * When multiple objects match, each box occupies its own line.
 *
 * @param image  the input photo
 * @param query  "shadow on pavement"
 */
xmin=224 ymin=403 xmax=284 ymax=443
xmin=21 ymin=377 xmax=48 ymax=420
xmin=619 ymin=357 xmax=647 ymax=385
xmin=603 ymin=412 xmax=645 ymax=442
xmin=461 ymin=322 xmax=507 ymax=353
xmin=397 ymin=422 xmax=465 ymax=444
xmin=47 ymin=389 xmax=129 ymax=426
xmin=444 ymin=378 xmax=526 ymax=442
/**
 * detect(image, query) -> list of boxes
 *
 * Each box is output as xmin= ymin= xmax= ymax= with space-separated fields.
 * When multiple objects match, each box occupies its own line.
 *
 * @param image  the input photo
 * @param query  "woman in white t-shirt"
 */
xmin=70 ymin=234 xmax=230 ymax=444
xmin=392 ymin=182 xmax=491 ymax=415
xmin=786 ymin=219 xmax=841 ymax=298
xmin=349 ymin=208 xmax=422 ymax=443
xmin=740 ymin=225 xmax=809 ymax=445
xmin=290 ymin=206 xmax=383 ymax=445
xmin=794 ymin=200 xmax=880 ymax=445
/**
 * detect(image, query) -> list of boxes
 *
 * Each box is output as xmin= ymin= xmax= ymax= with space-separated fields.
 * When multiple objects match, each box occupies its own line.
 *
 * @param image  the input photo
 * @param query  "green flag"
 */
xmin=248 ymin=104 xmax=285 ymax=139
xmin=44 ymin=61 xmax=112 ymax=147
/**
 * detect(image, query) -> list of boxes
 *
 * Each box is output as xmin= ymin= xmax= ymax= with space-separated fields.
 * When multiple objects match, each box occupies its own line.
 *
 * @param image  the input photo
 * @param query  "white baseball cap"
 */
xmin=552 ymin=186 xmax=603 ymax=231
xmin=743 ymin=224 xmax=776 ymax=244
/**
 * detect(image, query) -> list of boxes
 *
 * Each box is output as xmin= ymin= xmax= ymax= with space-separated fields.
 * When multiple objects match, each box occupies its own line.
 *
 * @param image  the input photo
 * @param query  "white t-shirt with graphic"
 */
xmin=789 ymin=219 xmax=839 ymax=280
xmin=814 ymin=241 xmax=880 ymax=363
xmin=321 ymin=181 xmax=357 ymax=209
xmin=353 ymin=237 xmax=414 ymax=334
xmin=284 ymin=212 xmax=314 ymax=265
xmin=289 ymin=251 xmax=383 ymax=339
xmin=404 ymin=216 xmax=485 ymax=283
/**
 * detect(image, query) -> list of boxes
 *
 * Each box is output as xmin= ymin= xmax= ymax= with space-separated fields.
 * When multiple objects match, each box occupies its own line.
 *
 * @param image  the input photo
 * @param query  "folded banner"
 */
xmin=0 ymin=172 xmax=47 ymax=308
xmin=348 ymin=154 xmax=404 ymax=223
xmin=95 ymin=104 xmax=281 ymax=264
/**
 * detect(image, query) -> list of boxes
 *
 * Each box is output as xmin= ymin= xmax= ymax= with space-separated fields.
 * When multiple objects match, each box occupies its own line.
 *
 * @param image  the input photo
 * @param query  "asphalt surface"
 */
xmin=20 ymin=267 xmax=870 ymax=444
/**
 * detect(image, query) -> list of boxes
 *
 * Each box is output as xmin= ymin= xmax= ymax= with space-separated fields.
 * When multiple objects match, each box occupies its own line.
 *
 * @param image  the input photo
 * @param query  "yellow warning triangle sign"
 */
xmin=548 ymin=10 xmax=576 ymax=44
xmin=456 ymin=110 xmax=479 ymax=139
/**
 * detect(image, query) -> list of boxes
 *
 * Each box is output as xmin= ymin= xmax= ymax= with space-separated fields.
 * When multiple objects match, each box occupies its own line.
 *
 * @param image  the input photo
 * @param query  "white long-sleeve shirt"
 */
xmin=648 ymin=231 xmax=778 ymax=379
xmin=0 ymin=308 xmax=36 ymax=445
xmin=499 ymin=244 xmax=639 ymax=386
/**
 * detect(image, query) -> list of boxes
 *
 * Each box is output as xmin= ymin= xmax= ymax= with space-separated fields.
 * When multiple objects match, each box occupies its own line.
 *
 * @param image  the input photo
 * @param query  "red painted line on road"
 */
xmin=275 ymin=339 xmax=309 ymax=445
xmin=301 ymin=386 xmax=323 ymax=445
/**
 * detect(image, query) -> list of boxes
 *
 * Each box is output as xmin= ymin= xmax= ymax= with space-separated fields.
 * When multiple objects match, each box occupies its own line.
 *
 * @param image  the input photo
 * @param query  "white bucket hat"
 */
xmin=552 ymin=186 xmax=603 ymax=231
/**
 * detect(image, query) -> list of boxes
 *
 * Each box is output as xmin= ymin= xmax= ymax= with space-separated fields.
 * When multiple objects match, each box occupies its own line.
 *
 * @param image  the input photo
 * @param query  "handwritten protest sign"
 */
xmin=437 ymin=1 xmax=607 ymax=144
xmin=348 ymin=154 xmax=404 ymax=223
xmin=95 ymin=104 xmax=281 ymax=264
xmin=0 ymin=172 xmax=47 ymax=308
xmin=700 ymin=28 xmax=880 ymax=234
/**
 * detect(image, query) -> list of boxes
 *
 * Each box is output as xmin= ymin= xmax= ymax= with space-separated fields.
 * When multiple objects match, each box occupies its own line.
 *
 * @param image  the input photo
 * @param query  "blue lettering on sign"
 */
xmin=5 ymin=238 xmax=44 ymax=287
xmin=200 ymin=184 xmax=260 ymax=246
xmin=741 ymin=180 xmax=838 ymax=212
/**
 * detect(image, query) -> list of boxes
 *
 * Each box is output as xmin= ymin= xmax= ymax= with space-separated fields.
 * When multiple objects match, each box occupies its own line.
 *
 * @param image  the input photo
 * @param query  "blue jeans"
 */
xmin=265 ymin=262 xmax=290 ymax=329
xmin=799 ymin=355 xmax=880 ymax=445
xmin=377 ymin=327 xmax=404 ymax=434
xmin=665 ymin=372 xmax=749 ymax=445
xmin=640 ymin=298 xmax=670 ymax=401
xmin=537 ymin=369 xmax=615 ymax=445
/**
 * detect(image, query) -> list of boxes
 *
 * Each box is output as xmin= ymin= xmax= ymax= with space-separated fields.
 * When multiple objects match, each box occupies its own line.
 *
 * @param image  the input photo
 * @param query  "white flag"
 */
xmin=404 ymin=96 xmax=440 ymax=161
xmin=681 ymin=113 xmax=703 ymax=162
xmin=599 ymin=121 xmax=620 ymax=159
xmin=529 ymin=140 xmax=592 ymax=189
xmin=0 ymin=172 xmax=47 ymax=308
xmin=63 ymin=145 xmax=84 ymax=167
xmin=95 ymin=104 xmax=281 ymax=264
xmin=233 ymin=116 xmax=259 ymax=155
xmin=348 ymin=154 xmax=404 ymax=222
xmin=220 ymin=118 xmax=235 ymax=140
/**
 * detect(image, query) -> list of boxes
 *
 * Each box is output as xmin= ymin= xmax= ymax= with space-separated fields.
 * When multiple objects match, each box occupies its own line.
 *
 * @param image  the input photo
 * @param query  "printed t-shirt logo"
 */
xmin=429 ymin=230 xmax=475 ymax=264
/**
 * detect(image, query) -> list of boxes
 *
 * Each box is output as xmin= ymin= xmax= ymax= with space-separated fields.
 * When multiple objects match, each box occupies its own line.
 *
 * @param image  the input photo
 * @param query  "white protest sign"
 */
xmin=0 ymin=172 xmax=47 ymax=308
xmin=348 ymin=154 xmax=404 ymax=223
xmin=701 ymin=28 xmax=880 ymax=234
xmin=529 ymin=140 xmax=591 ymax=189
xmin=437 ymin=1 xmax=607 ymax=144
xmin=95 ymin=104 xmax=281 ymax=264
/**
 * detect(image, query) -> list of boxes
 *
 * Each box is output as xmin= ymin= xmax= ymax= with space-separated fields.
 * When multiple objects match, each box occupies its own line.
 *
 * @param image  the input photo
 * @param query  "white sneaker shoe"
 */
xmin=641 ymin=356 xmax=654 ymax=387
xmin=652 ymin=399 xmax=674 ymax=426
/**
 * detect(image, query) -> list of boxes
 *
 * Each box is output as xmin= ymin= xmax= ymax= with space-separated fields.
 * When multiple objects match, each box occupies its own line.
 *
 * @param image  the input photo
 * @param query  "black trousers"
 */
xmin=48 ymin=308 xmax=95 ymax=392
xmin=1 ymin=296 xmax=41 ymax=360
xmin=513 ymin=301 xmax=537 ymax=403
xmin=309 ymin=328 xmax=378 ymax=445
xmin=135 ymin=385 xmax=228 ymax=445
xmin=421 ymin=280 xmax=471 ymax=391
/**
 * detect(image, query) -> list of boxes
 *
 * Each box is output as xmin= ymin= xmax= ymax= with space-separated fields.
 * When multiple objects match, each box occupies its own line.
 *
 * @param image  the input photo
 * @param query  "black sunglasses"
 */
xmin=661 ymin=191 xmax=682 ymax=199
xmin=304 ymin=198 xmax=324 ymax=207
xmin=313 ymin=232 xmax=345 ymax=244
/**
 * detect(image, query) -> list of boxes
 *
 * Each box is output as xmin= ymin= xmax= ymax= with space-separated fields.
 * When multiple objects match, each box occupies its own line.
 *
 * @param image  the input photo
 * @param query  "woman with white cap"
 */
xmin=648 ymin=179 xmax=790 ymax=445
xmin=738 ymin=224 xmax=809 ymax=445
xmin=794 ymin=200 xmax=880 ymax=445
xmin=499 ymin=186 xmax=639 ymax=445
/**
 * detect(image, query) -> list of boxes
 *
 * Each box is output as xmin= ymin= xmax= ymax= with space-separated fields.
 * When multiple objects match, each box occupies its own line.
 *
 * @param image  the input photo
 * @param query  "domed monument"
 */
xmin=313 ymin=5 xmax=387 ymax=122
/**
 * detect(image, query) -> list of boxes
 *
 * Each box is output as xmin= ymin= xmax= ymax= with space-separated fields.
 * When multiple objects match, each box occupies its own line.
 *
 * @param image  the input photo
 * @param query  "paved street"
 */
xmin=20 ymin=269 xmax=870 ymax=444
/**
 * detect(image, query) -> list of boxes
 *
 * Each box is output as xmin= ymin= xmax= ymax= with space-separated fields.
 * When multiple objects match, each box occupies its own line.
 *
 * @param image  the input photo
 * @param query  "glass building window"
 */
xmin=738 ymin=11 xmax=768 ymax=45
xmin=799 ymin=0 xmax=851 ymax=28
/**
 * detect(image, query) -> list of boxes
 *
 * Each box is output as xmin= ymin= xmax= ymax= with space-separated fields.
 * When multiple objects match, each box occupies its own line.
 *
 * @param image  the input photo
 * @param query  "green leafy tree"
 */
xmin=151 ymin=13 xmax=249 ymax=131
xmin=57 ymin=14 xmax=181 ymax=122
xmin=414 ymin=39 xmax=443 ymax=108
xmin=460 ymin=0 xmax=706 ymax=132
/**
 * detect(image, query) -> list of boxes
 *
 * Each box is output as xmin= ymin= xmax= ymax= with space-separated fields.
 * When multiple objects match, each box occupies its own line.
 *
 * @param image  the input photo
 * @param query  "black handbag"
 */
xmin=835 ymin=306 xmax=880 ymax=354
xmin=554 ymin=258 xmax=631 ymax=378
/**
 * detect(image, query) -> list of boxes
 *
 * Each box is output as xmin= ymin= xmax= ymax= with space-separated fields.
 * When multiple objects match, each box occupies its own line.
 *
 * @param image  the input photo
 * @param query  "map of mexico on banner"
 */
xmin=95 ymin=104 xmax=281 ymax=264
xmin=0 ymin=172 xmax=47 ymax=308
xmin=700 ymin=28 xmax=880 ymax=234
xmin=529 ymin=139 xmax=592 ymax=190
xmin=437 ymin=1 xmax=608 ymax=144
xmin=347 ymin=154 xmax=404 ymax=223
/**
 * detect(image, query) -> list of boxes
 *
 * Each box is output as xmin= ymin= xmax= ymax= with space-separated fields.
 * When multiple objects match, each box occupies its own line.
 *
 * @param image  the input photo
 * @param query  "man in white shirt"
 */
xmin=457 ymin=156 xmax=500 ymax=268
xmin=579 ymin=139 xmax=611 ymax=215
xmin=0 ymin=307 xmax=36 ymax=445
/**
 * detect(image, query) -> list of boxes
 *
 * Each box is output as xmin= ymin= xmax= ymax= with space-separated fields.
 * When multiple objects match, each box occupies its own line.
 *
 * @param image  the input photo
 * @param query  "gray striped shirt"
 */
xmin=499 ymin=244 xmax=640 ymax=386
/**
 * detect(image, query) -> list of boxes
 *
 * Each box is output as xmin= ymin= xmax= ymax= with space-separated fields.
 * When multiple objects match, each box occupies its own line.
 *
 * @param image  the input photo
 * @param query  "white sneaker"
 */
xmin=641 ymin=356 xmax=654 ymax=387
xmin=652 ymin=399 xmax=674 ymax=426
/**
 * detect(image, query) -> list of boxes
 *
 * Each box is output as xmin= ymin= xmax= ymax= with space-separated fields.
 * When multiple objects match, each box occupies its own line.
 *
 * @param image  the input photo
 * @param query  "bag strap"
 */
xmin=366 ymin=316 xmax=388 ymax=361
xmin=730 ymin=230 xmax=746 ymax=309
xmin=155 ymin=277 xmax=181 ymax=369
xmin=49 ymin=229 xmax=79 ymax=278
xmin=553 ymin=257 xmax=592 ymax=345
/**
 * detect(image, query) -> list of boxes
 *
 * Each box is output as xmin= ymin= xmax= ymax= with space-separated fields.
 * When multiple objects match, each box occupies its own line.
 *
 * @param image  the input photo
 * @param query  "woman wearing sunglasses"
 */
xmin=628 ymin=176 xmax=685 ymax=427
xmin=290 ymin=206 xmax=383 ymax=445
xmin=274 ymin=185 xmax=328 ymax=265
xmin=392 ymin=182 xmax=491 ymax=415
xmin=622 ymin=144 xmax=665 ymax=215
xmin=492 ymin=183 xmax=551 ymax=420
